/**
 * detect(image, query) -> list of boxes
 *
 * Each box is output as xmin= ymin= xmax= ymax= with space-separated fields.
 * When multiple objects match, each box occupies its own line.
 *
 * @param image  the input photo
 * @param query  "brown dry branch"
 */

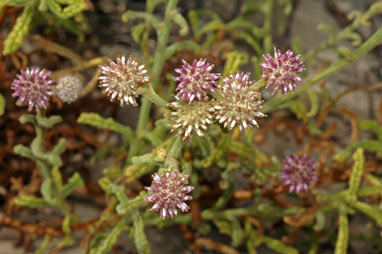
xmin=10 ymin=51 xmax=28 ymax=70
xmin=180 ymin=225 xmax=201 ymax=254
xmin=338 ymin=107 xmax=359 ymax=144
xmin=333 ymin=82 xmax=382 ymax=103
xmin=28 ymin=35 xmax=83 ymax=65
xmin=0 ymin=214 xmax=62 ymax=236
xmin=283 ymin=204 xmax=323 ymax=227
xmin=245 ymin=217 xmax=264 ymax=235
xmin=195 ymin=238 xmax=239 ymax=254
xmin=52 ymin=57 xmax=107 ymax=79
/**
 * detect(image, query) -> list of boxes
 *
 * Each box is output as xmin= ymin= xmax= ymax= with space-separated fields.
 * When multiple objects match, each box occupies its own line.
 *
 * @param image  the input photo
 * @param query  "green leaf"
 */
xmin=52 ymin=167 xmax=64 ymax=191
xmin=132 ymin=153 xmax=164 ymax=165
xmin=334 ymin=140 xmax=382 ymax=163
xmin=133 ymin=213 xmax=151 ymax=254
xmin=188 ymin=10 xmax=201 ymax=40
xmin=359 ymin=120 xmax=382 ymax=141
xmin=46 ymin=0 xmax=86 ymax=19
xmin=131 ymin=23 xmax=145 ymax=43
xmin=122 ymin=11 xmax=160 ymax=32
xmin=36 ymin=115 xmax=62 ymax=128
xmin=31 ymin=133 xmax=44 ymax=157
xmin=98 ymin=177 xmax=112 ymax=194
xmin=13 ymin=144 xmax=38 ymax=160
xmin=164 ymin=41 xmax=200 ymax=60
xmin=348 ymin=148 xmax=364 ymax=196
xmin=92 ymin=218 xmax=127 ymax=254
xmin=290 ymin=101 xmax=307 ymax=121
xmin=258 ymin=235 xmax=299 ymax=254
xmin=4 ymin=0 xmax=30 ymax=6
xmin=222 ymin=51 xmax=249 ymax=77
xmin=14 ymin=195 xmax=49 ymax=208
xmin=202 ymin=134 xmax=230 ymax=168
xmin=348 ymin=201 xmax=382 ymax=226
xmin=116 ymin=194 xmax=147 ymax=215
xmin=41 ymin=179 xmax=55 ymax=205
xmin=140 ymin=132 xmax=162 ymax=146
xmin=3 ymin=2 xmax=34 ymax=55
xmin=233 ymin=31 xmax=262 ymax=55
xmin=313 ymin=211 xmax=325 ymax=231
xmin=19 ymin=114 xmax=35 ymax=124
xmin=213 ymin=219 xmax=232 ymax=236
xmin=52 ymin=138 xmax=67 ymax=155
xmin=78 ymin=113 xmax=134 ymax=144
xmin=334 ymin=206 xmax=349 ymax=254
xmin=172 ymin=11 xmax=189 ymax=36
xmin=306 ymin=89 xmax=319 ymax=117
xmin=0 ymin=93 xmax=5 ymax=115
xmin=62 ymin=172 xmax=84 ymax=198
xmin=230 ymin=218 xmax=243 ymax=247
xmin=35 ymin=235 xmax=51 ymax=254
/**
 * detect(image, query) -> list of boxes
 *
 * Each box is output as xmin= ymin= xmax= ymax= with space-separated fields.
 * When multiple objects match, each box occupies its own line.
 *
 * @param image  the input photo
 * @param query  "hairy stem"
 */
xmin=128 ymin=0 xmax=178 ymax=163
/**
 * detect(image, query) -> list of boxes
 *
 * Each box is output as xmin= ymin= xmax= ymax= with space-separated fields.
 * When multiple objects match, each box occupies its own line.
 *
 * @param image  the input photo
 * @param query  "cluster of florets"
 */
xmin=145 ymin=170 xmax=194 ymax=219
xmin=280 ymin=154 xmax=318 ymax=193
xmin=214 ymin=72 xmax=266 ymax=131
xmin=173 ymin=59 xmax=220 ymax=103
xmin=11 ymin=68 xmax=54 ymax=112
xmin=99 ymin=55 xmax=150 ymax=106
xmin=261 ymin=47 xmax=305 ymax=95
xmin=56 ymin=76 xmax=83 ymax=104
xmin=169 ymin=97 xmax=215 ymax=140
xmin=170 ymin=59 xmax=269 ymax=139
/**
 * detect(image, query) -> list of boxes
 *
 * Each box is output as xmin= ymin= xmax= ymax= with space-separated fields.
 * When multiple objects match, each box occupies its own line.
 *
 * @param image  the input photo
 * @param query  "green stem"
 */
xmin=137 ymin=83 xmax=169 ymax=109
xmin=164 ymin=135 xmax=183 ymax=170
xmin=128 ymin=0 xmax=179 ymax=163
xmin=263 ymin=0 xmax=274 ymax=53
xmin=35 ymin=111 xmax=70 ymax=215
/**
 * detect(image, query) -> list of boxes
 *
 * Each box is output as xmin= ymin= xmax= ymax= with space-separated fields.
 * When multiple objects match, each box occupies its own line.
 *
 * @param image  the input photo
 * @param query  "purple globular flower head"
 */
xmin=56 ymin=76 xmax=83 ymax=104
xmin=99 ymin=55 xmax=150 ymax=106
xmin=169 ymin=97 xmax=214 ymax=140
xmin=173 ymin=58 xmax=220 ymax=103
xmin=280 ymin=154 xmax=318 ymax=193
xmin=214 ymin=72 xmax=266 ymax=131
xmin=261 ymin=48 xmax=305 ymax=96
xmin=11 ymin=68 xmax=54 ymax=112
xmin=145 ymin=170 xmax=194 ymax=219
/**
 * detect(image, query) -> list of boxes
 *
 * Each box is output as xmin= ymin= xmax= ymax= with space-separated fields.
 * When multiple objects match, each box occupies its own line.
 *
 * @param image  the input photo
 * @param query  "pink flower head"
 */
xmin=11 ymin=68 xmax=54 ymax=112
xmin=173 ymin=59 xmax=220 ymax=103
xmin=281 ymin=154 xmax=318 ymax=193
xmin=145 ymin=170 xmax=194 ymax=219
xmin=261 ymin=48 xmax=305 ymax=96
xmin=214 ymin=72 xmax=266 ymax=131
xmin=99 ymin=55 xmax=150 ymax=106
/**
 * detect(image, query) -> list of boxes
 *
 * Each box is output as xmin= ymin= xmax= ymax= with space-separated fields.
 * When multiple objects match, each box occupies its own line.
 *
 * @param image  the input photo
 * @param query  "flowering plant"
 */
xmin=1 ymin=1 xmax=382 ymax=254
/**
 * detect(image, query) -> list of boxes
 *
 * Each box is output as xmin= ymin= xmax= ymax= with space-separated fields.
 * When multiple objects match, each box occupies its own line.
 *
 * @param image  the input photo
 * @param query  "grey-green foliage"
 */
xmin=78 ymin=112 xmax=135 ymax=145
xmin=13 ymin=112 xmax=84 ymax=250
xmin=3 ymin=0 xmax=88 ymax=55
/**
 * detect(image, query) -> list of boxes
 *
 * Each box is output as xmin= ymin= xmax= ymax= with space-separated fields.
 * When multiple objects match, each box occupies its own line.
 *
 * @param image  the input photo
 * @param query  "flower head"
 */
xmin=173 ymin=59 xmax=220 ymax=103
xmin=99 ymin=55 xmax=150 ymax=106
xmin=56 ymin=76 xmax=83 ymax=104
xmin=145 ymin=170 xmax=194 ymax=219
xmin=214 ymin=72 xmax=266 ymax=131
xmin=169 ymin=97 xmax=214 ymax=140
xmin=280 ymin=154 xmax=318 ymax=193
xmin=11 ymin=68 xmax=54 ymax=112
xmin=261 ymin=48 xmax=305 ymax=96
